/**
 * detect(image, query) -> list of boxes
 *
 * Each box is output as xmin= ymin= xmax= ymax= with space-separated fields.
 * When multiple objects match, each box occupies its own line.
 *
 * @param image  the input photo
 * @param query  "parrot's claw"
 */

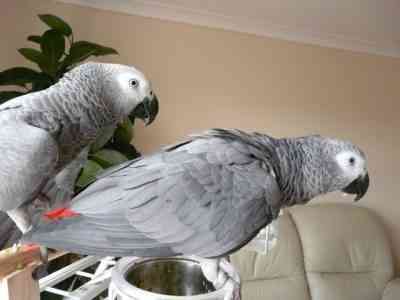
xmin=197 ymin=257 xmax=241 ymax=300
xmin=221 ymin=279 xmax=241 ymax=300
xmin=32 ymin=264 xmax=47 ymax=280
xmin=32 ymin=246 xmax=49 ymax=280
xmin=39 ymin=246 xmax=48 ymax=264
xmin=11 ymin=243 xmax=21 ymax=253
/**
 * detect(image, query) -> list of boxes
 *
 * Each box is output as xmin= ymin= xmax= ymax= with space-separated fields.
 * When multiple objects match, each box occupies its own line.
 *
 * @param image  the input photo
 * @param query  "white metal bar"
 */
xmin=43 ymin=287 xmax=76 ymax=299
xmin=75 ymin=271 xmax=95 ymax=279
xmin=66 ymin=276 xmax=111 ymax=300
xmin=39 ymin=256 xmax=100 ymax=292
xmin=94 ymin=257 xmax=116 ymax=276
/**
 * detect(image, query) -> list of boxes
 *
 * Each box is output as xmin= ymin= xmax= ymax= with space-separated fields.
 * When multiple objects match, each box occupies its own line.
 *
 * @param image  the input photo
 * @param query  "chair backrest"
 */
xmin=232 ymin=204 xmax=394 ymax=300
xmin=289 ymin=204 xmax=394 ymax=300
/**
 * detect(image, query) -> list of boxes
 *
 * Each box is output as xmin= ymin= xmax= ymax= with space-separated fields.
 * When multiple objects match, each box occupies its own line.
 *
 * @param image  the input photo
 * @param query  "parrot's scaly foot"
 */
xmin=32 ymin=264 xmax=47 ymax=280
xmin=16 ymin=243 xmax=49 ymax=280
xmin=197 ymin=256 xmax=241 ymax=300
xmin=32 ymin=246 xmax=48 ymax=280
xmin=39 ymin=246 xmax=48 ymax=264
xmin=11 ymin=242 xmax=21 ymax=254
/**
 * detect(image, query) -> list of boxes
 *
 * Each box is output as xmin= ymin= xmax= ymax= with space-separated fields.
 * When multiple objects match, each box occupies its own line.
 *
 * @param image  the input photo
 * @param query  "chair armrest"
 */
xmin=383 ymin=278 xmax=400 ymax=300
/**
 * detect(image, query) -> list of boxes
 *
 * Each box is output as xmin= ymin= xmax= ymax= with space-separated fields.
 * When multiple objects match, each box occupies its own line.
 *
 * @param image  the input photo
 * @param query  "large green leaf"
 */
xmin=90 ymin=149 xmax=128 ymax=168
xmin=38 ymin=14 xmax=72 ymax=37
xmin=18 ymin=48 xmax=46 ymax=66
xmin=109 ymin=142 xmax=141 ymax=160
xmin=27 ymin=35 xmax=42 ymax=44
xmin=76 ymin=160 xmax=103 ymax=189
xmin=0 ymin=67 xmax=45 ymax=87
xmin=64 ymin=41 xmax=118 ymax=67
xmin=90 ymin=126 xmax=115 ymax=153
xmin=40 ymin=30 xmax=65 ymax=76
xmin=41 ymin=30 xmax=65 ymax=62
xmin=114 ymin=118 xmax=134 ymax=145
xmin=0 ymin=91 xmax=25 ymax=103
xmin=18 ymin=48 xmax=56 ymax=82
xmin=31 ymin=74 xmax=54 ymax=91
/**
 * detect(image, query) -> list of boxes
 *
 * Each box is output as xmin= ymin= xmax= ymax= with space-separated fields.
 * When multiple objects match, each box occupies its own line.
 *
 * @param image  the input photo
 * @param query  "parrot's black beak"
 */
xmin=130 ymin=94 xmax=159 ymax=126
xmin=342 ymin=173 xmax=370 ymax=202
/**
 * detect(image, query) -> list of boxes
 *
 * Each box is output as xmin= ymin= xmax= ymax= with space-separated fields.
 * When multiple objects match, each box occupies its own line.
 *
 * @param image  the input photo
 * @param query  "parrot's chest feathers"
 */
xmin=55 ymin=117 xmax=115 ymax=168
xmin=274 ymin=139 xmax=327 ymax=205
xmin=22 ymin=104 xmax=116 ymax=169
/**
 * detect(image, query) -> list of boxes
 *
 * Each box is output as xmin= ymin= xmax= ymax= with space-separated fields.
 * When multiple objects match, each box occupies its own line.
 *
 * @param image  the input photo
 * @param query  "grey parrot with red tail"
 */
xmin=23 ymin=129 xmax=369 ymax=257
xmin=0 ymin=62 xmax=159 ymax=240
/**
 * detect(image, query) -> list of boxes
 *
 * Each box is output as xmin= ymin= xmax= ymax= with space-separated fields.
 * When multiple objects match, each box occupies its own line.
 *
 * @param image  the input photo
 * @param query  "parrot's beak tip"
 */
xmin=130 ymin=94 xmax=159 ymax=126
xmin=342 ymin=173 xmax=370 ymax=202
xmin=144 ymin=118 xmax=151 ymax=126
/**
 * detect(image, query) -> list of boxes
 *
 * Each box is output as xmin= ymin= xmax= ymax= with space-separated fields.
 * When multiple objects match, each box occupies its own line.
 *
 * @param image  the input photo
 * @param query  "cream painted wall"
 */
xmin=1 ymin=0 xmax=400 ymax=272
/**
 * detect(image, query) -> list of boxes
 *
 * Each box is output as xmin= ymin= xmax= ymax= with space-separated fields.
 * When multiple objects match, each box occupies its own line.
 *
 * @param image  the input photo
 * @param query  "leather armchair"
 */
xmin=231 ymin=204 xmax=400 ymax=300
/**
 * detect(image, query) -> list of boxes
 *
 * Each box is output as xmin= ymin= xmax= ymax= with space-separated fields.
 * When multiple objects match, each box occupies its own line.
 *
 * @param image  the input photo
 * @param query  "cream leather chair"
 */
xmin=231 ymin=204 xmax=400 ymax=300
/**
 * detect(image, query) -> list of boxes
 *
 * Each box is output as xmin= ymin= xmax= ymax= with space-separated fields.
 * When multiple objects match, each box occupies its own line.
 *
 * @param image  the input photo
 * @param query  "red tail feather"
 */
xmin=44 ymin=208 xmax=79 ymax=220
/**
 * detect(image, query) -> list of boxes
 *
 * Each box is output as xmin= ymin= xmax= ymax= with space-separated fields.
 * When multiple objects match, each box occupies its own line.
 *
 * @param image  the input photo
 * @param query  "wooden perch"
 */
xmin=0 ymin=245 xmax=67 ymax=300
xmin=0 ymin=245 xmax=66 ymax=279
xmin=1 ymin=264 xmax=40 ymax=300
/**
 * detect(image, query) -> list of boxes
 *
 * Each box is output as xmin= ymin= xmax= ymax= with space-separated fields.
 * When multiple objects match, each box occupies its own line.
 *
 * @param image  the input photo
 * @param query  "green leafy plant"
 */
xmin=0 ymin=14 xmax=140 ymax=191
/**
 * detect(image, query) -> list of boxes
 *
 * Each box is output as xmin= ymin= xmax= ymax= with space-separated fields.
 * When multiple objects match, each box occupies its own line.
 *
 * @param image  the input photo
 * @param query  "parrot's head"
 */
xmin=100 ymin=63 xmax=159 ymax=125
xmin=323 ymin=138 xmax=369 ymax=201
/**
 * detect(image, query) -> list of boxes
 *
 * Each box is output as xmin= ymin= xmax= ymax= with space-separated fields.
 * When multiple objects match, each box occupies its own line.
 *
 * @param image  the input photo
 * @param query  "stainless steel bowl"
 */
xmin=126 ymin=257 xmax=215 ymax=296
xmin=110 ymin=257 xmax=227 ymax=300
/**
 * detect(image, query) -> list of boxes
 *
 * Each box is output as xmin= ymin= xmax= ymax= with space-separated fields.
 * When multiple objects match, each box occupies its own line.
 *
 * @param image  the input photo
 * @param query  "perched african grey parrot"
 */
xmin=0 ymin=62 xmax=159 ymax=241
xmin=23 ymin=129 xmax=369 ymax=299
xmin=23 ymin=129 xmax=369 ymax=255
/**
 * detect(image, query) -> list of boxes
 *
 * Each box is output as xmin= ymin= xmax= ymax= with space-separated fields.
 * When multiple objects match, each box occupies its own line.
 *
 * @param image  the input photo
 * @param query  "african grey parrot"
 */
xmin=23 ymin=129 xmax=369 ymax=257
xmin=0 ymin=62 xmax=159 ymax=240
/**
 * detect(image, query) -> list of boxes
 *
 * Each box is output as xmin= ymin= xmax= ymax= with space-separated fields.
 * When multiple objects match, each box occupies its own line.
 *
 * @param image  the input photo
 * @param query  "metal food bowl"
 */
xmin=110 ymin=257 xmax=227 ymax=300
xmin=126 ymin=257 xmax=215 ymax=296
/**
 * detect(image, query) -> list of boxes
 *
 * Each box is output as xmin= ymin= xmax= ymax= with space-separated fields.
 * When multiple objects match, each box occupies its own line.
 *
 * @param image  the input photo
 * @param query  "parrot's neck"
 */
xmin=198 ymin=130 xmax=331 ymax=206
xmin=273 ymin=138 xmax=328 ymax=206
xmin=26 ymin=70 xmax=120 ymax=167
xmin=48 ymin=69 xmax=120 ymax=127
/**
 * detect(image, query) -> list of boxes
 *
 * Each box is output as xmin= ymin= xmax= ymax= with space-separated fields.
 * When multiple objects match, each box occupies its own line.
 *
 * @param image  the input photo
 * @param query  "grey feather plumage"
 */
xmin=0 ymin=212 xmax=21 ymax=248
xmin=0 ymin=62 xmax=157 ymax=238
xmin=23 ymin=129 xmax=369 ymax=258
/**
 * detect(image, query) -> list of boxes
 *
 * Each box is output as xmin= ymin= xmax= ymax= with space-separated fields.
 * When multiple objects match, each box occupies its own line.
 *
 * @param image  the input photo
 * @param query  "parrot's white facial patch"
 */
xmin=335 ymin=150 xmax=366 ymax=182
xmin=115 ymin=70 xmax=152 ymax=111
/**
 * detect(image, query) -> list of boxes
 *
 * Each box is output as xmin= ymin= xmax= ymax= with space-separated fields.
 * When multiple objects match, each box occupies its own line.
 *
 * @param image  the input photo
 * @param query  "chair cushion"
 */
xmin=289 ymin=204 xmax=394 ymax=300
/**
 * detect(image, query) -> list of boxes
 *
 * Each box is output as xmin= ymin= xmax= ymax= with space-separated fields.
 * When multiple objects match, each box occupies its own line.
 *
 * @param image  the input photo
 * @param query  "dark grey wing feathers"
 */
xmin=24 ymin=134 xmax=281 ymax=257
xmin=0 ymin=121 xmax=58 ymax=211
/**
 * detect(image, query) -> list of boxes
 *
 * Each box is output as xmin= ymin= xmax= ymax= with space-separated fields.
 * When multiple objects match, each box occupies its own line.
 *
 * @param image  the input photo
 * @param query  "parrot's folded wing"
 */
xmin=0 ymin=211 xmax=20 ymax=249
xmin=0 ymin=121 xmax=58 ymax=212
xmin=41 ymin=147 xmax=88 ymax=208
xmin=23 ymin=136 xmax=282 ymax=258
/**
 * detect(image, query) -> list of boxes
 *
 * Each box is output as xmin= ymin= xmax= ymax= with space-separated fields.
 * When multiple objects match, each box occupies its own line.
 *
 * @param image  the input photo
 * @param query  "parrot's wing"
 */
xmin=42 ymin=147 xmax=89 ymax=208
xmin=0 ymin=121 xmax=58 ymax=212
xmin=23 ymin=137 xmax=281 ymax=258
xmin=0 ymin=211 xmax=21 ymax=249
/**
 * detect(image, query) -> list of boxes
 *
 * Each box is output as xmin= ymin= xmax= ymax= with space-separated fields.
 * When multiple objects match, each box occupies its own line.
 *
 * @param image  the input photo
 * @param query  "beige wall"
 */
xmin=2 ymin=0 xmax=400 ymax=272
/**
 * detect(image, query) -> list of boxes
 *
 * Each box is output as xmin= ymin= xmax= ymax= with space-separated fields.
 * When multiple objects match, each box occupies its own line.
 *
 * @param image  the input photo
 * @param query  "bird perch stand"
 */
xmin=0 ymin=245 xmax=66 ymax=300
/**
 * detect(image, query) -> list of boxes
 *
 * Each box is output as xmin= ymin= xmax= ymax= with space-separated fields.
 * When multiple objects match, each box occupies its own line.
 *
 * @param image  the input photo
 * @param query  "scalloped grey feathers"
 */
xmin=0 ymin=62 xmax=154 ymax=242
xmin=22 ymin=130 xmax=283 ymax=257
xmin=23 ymin=129 xmax=369 ymax=257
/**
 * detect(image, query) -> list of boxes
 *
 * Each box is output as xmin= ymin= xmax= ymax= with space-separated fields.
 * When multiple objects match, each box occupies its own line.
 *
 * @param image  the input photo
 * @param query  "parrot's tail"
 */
xmin=21 ymin=210 xmax=178 ymax=258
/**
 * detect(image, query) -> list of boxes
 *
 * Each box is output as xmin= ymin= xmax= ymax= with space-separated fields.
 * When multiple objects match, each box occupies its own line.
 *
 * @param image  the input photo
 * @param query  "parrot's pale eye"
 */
xmin=129 ymin=79 xmax=139 ymax=88
xmin=335 ymin=151 xmax=361 ymax=171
